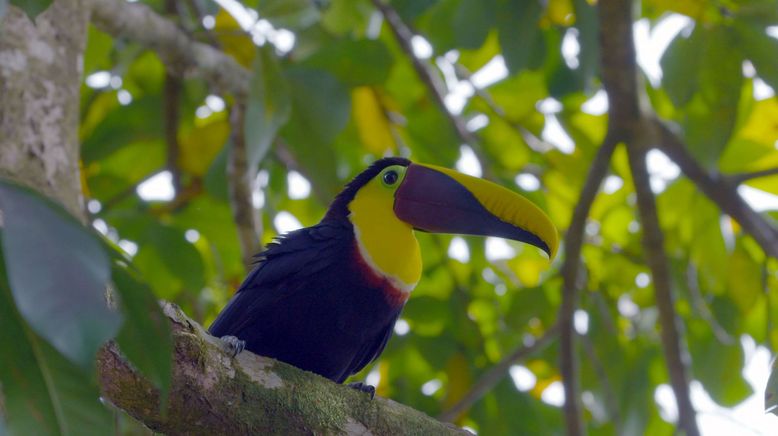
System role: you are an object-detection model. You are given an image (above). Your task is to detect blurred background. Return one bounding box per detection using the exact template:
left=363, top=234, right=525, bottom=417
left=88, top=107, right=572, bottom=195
left=4, top=0, right=778, bottom=434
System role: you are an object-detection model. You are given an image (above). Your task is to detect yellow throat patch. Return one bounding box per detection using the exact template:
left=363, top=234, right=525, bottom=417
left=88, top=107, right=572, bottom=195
left=348, top=165, right=421, bottom=293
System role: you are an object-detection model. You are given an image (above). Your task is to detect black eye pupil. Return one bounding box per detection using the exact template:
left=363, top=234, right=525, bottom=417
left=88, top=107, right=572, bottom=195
left=383, top=170, right=398, bottom=185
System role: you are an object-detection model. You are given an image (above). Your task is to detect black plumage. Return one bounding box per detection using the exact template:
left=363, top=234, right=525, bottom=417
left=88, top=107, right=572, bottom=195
left=209, top=158, right=411, bottom=383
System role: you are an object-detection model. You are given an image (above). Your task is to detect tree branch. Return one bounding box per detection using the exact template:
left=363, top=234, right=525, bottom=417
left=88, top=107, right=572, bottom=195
left=227, top=103, right=261, bottom=270
left=98, top=303, right=467, bottom=435
left=89, top=0, right=251, bottom=99
left=557, top=135, right=617, bottom=436
left=654, top=122, right=778, bottom=259
left=438, top=324, right=559, bottom=422
left=626, top=138, right=700, bottom=436
left=599, top=1, right=699, bottom=435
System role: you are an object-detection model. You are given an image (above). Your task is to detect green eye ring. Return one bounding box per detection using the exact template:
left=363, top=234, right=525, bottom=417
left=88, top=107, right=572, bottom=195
left=380, top=165, right=407, bottom=188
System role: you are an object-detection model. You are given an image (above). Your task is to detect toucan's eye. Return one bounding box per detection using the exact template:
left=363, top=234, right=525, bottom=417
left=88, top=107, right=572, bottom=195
left=383, top=170, right=399, bottom=186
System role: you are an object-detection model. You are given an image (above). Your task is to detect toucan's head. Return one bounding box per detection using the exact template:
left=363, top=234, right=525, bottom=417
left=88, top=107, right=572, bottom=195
left=324, top=158, right=558, bottom=293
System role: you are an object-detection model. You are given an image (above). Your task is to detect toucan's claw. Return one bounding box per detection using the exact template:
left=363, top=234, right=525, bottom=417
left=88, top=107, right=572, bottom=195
left=348, top=382, right=376, bottom=399
left=219, top=335, right=246, bottom=358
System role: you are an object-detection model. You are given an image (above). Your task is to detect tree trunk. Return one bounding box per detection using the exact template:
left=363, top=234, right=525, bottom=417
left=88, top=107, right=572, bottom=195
left=0, top=0, right=88, bottom=218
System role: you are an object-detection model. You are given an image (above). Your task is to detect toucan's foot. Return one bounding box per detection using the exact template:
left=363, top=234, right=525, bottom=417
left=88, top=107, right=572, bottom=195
left=219, top=335, right=246, bottom=358
left=348, top=382, right=376, bottom=399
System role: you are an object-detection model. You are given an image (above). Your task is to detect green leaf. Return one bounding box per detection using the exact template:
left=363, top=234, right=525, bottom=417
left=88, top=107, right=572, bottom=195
left=454, top=0, right=496, bottom=50
left=661, top=25, right=702, bottom=107
left=302, top=39, right=394, bottom=86
left=735, top=21, right=778, bottom=91
left=133, top=224, right=206, bottom=297
left=245, top=45, right=291, bottom=170
left=0, top=181, right=120, bottom=368
left=113, top=262, right=173, bottom=405
left=0, top=251, right=112, bottom=436
left=684, top=26, right=743, bottom=166
left=574, top=0, right=600, bottom=92
left=767, top=355, right=778, bottom=415
left=417, top=0, right=460, bottom=53
left=281, top=67, right=350, bottom=202
left=497, top=0, right=544, bottom=74
left=391, top=0, right=437, bottom=22
left=9, top=0, right=51, bottom=18
left=688, top=319, right=752, bottom=406
left=81, top=96, right=164, bottom=163
left=256, top=0, right=320, bottom=29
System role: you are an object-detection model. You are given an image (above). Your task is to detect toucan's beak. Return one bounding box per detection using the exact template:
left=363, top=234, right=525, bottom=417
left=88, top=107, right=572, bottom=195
left=394, top=163, right=559, bottom=259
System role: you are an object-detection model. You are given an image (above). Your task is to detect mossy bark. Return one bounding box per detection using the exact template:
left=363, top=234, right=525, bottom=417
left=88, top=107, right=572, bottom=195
left=98, top=303, right=467, bottom=435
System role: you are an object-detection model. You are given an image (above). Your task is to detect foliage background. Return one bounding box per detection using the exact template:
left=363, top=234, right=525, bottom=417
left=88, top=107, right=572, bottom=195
left=1, top=0, right=778, bottom=434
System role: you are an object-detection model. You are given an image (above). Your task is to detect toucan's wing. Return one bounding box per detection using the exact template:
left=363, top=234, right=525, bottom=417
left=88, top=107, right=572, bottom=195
left=337, top=314, right=398, bottom=383
left=208, top=220, right=351, bottom=337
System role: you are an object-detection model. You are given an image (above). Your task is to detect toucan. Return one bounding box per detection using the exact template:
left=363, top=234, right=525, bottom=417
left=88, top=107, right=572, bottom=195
left=209, top=157, right=558, bottom=391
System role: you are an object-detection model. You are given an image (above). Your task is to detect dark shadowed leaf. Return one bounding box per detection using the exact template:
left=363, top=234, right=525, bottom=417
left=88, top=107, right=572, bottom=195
left=113, top=262, right=173, bottom=404
left=0, top=252, right=112, bottom=435
left=256, top=0, right=320, bottom=29
left=735, top=21, right=778, bottom=91
left=281, top=67, right=350, bottom=201
left=245, top=45, right=291, bottom=170
left=497, top=0, right=543, bottom=74
left=302, top=39, right=394, bottom=86
left=81, top=96, right=164, bottom=163
left=574, top=0, right=600, bottom=92
left=661, top=25, right=702, bottom=107
left=454, top=0, right=496, bottom=50
left=684, top=25, right=742, bottom=166
left=0, top=181, right=120, bottom=368
left=9, top=0, right=51, bottom=18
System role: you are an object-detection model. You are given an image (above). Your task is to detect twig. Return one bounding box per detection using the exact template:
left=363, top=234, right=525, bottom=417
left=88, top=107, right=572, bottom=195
left=162, top=0, right=183, bottom=194
left=453, top=64, right=553, bottom=153
left=90, top=0, right=251, bottom=99
left=227, top=103, right=261, bottom=270
left=728, top=167, right=778, bottom=185
left=438, top=323, right=560, bottom=422
left=557, top=135, right=617, bottom=436
left=654, top=121, right=778, bottom=259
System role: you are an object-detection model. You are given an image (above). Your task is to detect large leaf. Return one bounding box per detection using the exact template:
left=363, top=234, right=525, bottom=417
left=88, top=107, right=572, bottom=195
left=81, top=96, right=164, bottom=163
left=113, top=262, right=173, bottom=404
left=9, top=0, right=51, bottom=18
left=245, top=45, right=291, bottom=170
left=735, top=21, right=778, bottom=91
left=497, top=0, right=544, bottom=74
left=281, top=67, right=350, bottom=202
left=661, top=25, right=703, bottom=107
left=0, top=181, right=120, bottom=368
left=256, top=0, right=320, bottom=30
left=352, top=87, right=396, bottom=154
left=302, top=39, right=394, bottom=86
left=683, top=26, right=743, bottom=166
left=454, top=0, right=496, bottom=50
left=0, top=250, right=112, bottom=436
